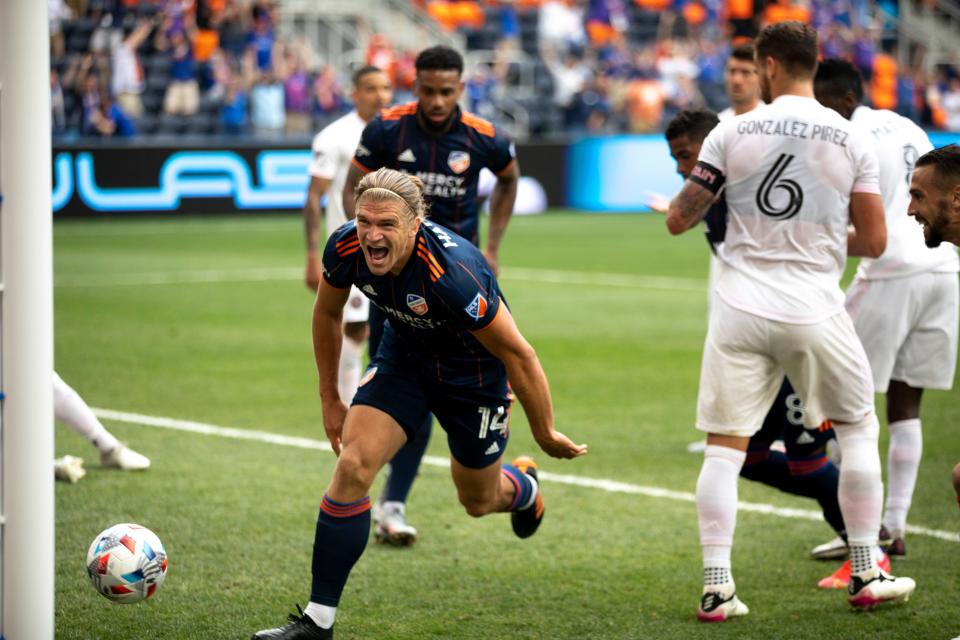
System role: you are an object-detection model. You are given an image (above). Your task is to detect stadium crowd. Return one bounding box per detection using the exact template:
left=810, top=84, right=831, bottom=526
left=47, top=0, right=960, bottom=140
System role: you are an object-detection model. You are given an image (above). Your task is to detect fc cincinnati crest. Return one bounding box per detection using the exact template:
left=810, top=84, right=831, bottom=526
left=464, top=292, right=488, bottom=320
left=406, top=294, right=429, bottom=316
left=447, top=151, right=471, bottom=174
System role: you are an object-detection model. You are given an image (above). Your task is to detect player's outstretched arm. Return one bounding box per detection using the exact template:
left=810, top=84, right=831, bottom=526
left=342, top=163, right=366, bottom=220
left=304, top=176, right=331, bottom=291
left=472, top=305, right=587, bottom=460
left=666, top=179, right=715, bottom=235
left=312, top=278, right=351, bottom=455
left=485, top=161, right=520, bottom=275
left=847, top=191, right=887, bottom=258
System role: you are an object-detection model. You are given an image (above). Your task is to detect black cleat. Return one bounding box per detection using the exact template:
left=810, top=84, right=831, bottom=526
left=251, top=605, right=333, bottom=640
left=510, top=456, right=544, bottom=539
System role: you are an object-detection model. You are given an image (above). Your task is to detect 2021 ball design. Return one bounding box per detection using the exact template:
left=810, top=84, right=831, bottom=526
left=86, top=523, right=168, bottom=604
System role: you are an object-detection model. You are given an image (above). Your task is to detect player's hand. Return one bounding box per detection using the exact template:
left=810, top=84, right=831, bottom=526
left=306, top=251, right=322, bottom=292
left=534, top=430, right=588, bottom=459
left=321, top=397, right=349, bottom=456
left=482, top=248, right=500, bottom=276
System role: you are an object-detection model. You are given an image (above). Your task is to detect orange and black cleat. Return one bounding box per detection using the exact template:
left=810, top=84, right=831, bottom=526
left=510, top=456, right=544, bottom=539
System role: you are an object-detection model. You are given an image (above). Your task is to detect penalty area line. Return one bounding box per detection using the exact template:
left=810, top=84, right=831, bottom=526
left=92, top=407, right=960, bottom=544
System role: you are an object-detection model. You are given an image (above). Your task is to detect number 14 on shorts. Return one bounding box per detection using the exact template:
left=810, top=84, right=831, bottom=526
left=478, top=406, right=508, bottom=439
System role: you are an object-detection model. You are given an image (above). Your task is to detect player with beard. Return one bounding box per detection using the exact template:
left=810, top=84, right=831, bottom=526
left=667, top=22, right=916, bottom=620
left=340, top=45, right=519, bottom=546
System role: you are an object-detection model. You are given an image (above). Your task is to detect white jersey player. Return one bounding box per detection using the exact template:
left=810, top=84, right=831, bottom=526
left=812, top=58, right=958, bottom=560
left=666, top=22, right=916, bottom=621
left=303, top=66, right=392, bottom=404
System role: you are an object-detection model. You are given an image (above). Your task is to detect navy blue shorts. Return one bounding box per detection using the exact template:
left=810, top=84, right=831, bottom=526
left=351, top=333, right=512, bottom=469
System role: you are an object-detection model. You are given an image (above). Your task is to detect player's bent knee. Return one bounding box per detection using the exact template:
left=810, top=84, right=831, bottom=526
left=831, top=412, right=879, bottom=444
left=457, top=491, right=496, bottom=518
left=333, top=450, right=378, bottom=493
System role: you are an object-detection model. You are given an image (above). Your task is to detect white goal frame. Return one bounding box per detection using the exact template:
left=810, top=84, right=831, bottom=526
left=0, top=1, right=55, bottom=638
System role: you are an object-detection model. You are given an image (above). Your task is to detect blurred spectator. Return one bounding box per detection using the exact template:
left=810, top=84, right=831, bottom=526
left=943, top=77, right=960, bottom=131
left=86, top=91, right=136, bottom=137
left=539, top=0, right=587, bottom=55
left=49, top=0, right=73, bottom=60
left=586, top=0, right=629, bottom=47
left=312, top=66, right=345, bottom=118
left=247, top=4, right=276, bottom=73
left=51, top=70, right=67, bottom=134
left=366, top=34, right=397, bottom=84
left=284, top=43, right=313, bottom=134
left=544, top=46, right=590, bottom=118
left=221, top=73, right=248, bottom=134
left=218, top=0, right=249, bottom=59
left=250, top=71, right=285, bottom=135
left=467, top=63, right=498, bottom=119
left=111, top=18, right=154, bottom=119
left=158, top=26, right=200, bottom=116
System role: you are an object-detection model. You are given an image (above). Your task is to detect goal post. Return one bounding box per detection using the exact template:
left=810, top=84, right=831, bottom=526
left=0, top=0, right=56, bottom=638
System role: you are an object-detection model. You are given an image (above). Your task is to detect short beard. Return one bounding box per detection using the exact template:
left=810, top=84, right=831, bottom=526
left=925, top=200, right=951, bottom=247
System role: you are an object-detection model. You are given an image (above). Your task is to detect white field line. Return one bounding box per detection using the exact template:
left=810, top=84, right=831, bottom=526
left=92, top=407, right=959, bottom=544
left=56, top=266, right=705, bottom=292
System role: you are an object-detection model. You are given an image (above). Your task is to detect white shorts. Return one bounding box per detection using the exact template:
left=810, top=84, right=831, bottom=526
left=845, top=272, right=958, bottom=392
left=343, top=286, right=370, bottom=324
left=697, top=299, right=875, bottom=437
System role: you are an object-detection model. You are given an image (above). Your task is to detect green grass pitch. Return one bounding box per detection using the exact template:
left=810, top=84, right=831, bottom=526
left=52, top=212, right=959, bottom=639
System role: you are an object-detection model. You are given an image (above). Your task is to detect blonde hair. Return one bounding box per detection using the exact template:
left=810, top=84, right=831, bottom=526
left=355, top=168, right=428, bottom=223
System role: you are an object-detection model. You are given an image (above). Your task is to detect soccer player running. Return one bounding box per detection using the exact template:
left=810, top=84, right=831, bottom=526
left=812, top=59, right=958, bottom=570
left=665, top=107, right=847, bottom=561
left=340, top=45, right=520, bottom=546
left=905, top=145, right=960, bottom=513
left=251, top=169, right=585, bottom=640
left=303, top=66, right=393, bottom=407
left=666, top=22, right=916, bottom=620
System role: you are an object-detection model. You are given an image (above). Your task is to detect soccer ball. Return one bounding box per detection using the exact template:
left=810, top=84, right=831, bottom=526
left=86, top=523, right=168, bottom=604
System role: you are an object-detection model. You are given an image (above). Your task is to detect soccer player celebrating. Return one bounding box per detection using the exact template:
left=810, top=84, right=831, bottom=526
left=909, top=144, right=960, bottom=248
left=341, top=45, right=520, bottom=546
left=812, top=59, right=958, bottom=565
left=251, top=168, right=584, bottom=640
left=303, top=66, right=393, bottom=406
left=667, top=22, right=916, bottom=620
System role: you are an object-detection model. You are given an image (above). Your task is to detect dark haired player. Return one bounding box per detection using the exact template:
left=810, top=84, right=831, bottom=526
left=341, top=45, right=519, bottom=546
left=667, top=22, right=915, bottom=619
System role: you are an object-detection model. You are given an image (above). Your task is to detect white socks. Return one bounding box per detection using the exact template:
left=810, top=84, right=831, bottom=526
left=833, top=413, right=883, bottom=549
left=697, top=445, right=746, bottom=587
left=337, top=337, right=364, bottom=405
left=53, top=372, right=119, bottom=454
left=883, top=419, right=922, bottom=538
left=304, top=602, right=335, bottom=629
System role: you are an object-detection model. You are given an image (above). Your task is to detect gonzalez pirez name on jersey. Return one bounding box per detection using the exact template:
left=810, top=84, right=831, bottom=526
left=736, top=118, right=850, bottom=147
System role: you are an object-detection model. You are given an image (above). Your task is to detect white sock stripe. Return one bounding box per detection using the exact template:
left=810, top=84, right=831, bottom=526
left=521, top=476, right=539, bottom=511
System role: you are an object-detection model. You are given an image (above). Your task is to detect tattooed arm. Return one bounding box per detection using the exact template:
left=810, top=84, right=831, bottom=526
left=666, top=180, right=716, bottom=235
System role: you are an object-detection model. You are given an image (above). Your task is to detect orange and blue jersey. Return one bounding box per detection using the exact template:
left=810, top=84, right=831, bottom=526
left=351, top=102, right=516, bottom=246
left=322, top=218, right=507, bottom=388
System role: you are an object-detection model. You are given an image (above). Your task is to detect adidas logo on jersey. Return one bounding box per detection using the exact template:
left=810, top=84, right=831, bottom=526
left=362, top=284, right=377, bottom=296
left=484, top=441, right=500, bottom=455
left=398, top=148, right=417, bottom=163
left=796, top=431, right=816, bottom=445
